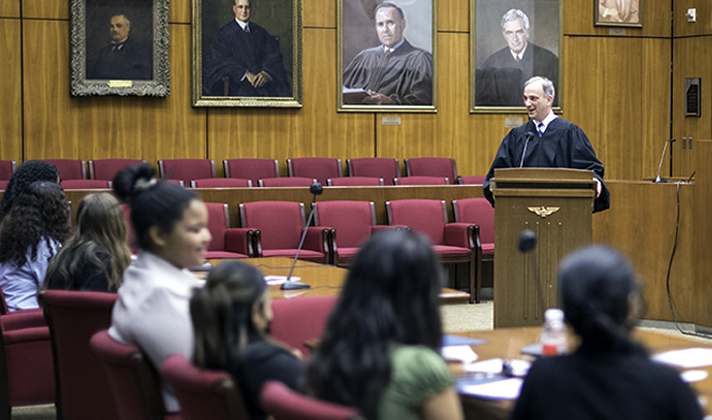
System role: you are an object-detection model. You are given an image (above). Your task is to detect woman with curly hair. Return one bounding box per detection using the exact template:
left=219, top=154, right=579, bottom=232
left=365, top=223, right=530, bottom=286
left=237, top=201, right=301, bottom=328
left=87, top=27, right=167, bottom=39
left=43, top=193, right=131, bottom=293
left=0, top=181, right=69, bottom=311
left=0, top=160, right=60, bottom=224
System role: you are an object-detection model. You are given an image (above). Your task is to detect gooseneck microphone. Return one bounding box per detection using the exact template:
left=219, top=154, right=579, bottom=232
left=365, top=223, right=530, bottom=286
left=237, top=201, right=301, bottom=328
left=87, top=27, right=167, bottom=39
left=653, top=138, right=676, bottom=183
left=519, top=132, right=535, bottom=168
left=281, top=182, right=323, bottom=290
left=519, top=229, right=537, bottom=253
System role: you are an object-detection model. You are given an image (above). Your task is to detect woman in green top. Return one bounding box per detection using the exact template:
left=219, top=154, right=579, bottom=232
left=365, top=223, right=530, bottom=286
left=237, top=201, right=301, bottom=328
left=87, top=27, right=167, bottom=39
left=304, top=230, right=464, bottom=420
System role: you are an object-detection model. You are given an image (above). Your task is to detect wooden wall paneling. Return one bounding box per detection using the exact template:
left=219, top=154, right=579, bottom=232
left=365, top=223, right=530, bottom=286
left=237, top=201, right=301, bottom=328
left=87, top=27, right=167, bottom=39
left=22, top=21, right=206, bottom=167
left=439, top=0, right=468, bottom=32
left=563, top=0, right=671, bottom=38
left=692, top=140, right=712, bottom=327
left=0, top=19, right=23, bottom=162
left=640, top=38, right=673, bottom=179
left=207, top=28, right=374, bottom=178
left=672, top=36, right=711, bottom=179
left=304, top=0, right=335, bottom=28
left=22, top=0, right=66, bottom=20
left=673, top=0, right=712, bottom=38
left=0, top=1, right=20, bottom=18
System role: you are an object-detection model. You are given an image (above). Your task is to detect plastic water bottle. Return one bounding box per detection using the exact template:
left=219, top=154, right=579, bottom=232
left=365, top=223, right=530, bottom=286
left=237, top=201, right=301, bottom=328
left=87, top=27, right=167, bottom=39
left=541, top=308, right=568, bottom=356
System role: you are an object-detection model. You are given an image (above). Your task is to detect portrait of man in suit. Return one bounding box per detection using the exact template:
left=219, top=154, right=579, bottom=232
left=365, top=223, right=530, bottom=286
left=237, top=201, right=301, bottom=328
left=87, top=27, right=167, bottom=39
left=88, top=13, right=153, bottom=80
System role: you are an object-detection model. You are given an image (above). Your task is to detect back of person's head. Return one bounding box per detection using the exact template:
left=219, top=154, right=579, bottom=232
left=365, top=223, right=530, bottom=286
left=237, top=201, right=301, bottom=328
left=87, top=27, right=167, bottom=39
left=191, top=262, right=268, bottom=372
left=305, top=230, right=443, bottom=418
left=559, top=245, right=643, bottom=353
left=0, top=181, right=69, bottom=267
left=112, top=163, right=198, bottom=252
left=0, top=160, right=60, bottom=223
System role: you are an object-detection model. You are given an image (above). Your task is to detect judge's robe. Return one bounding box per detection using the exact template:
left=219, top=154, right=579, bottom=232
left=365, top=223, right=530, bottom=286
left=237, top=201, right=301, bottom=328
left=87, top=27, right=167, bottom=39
left=204, top=20, right=292, bottom=97
left=342, top=40, right=433, bottom=105
left=483, top=117, right=610, bottom=213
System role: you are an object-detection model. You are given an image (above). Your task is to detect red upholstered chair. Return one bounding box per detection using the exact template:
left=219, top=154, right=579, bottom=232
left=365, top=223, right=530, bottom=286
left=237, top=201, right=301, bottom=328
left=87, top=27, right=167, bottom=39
left=40, top=290, right=119, bottom=420
left=404, top=157, right=458, bottom=183
left=90, top=330, right=181, bottom=420
left=88, top=159, right=145, bottom=181
left=0, top=311, right=55, bottom=420
left=165, top=179, right=185, bottom=187
left=191, top=178, right=252, bottom=188
left=0, top=181, right=7, bottom=191
left=259, top=177, right=316, bottom=188
left=326, top=177, right=383, bottom=187
left=44, top=159, right=87, bottom=180
left=203, top=202, right=254, bottom=259
left=0, top=161, right=16, bottom=181
left=158, top=159, right=216, bottom=185
left=386, top=199, right=479, bottom=303
left=394, top=176, right=449, bottom=186
left=260, top=381, right=361, bottom=420
left=270, top=295, right=338, bottom=355
left=61, top=179, right=112, bottom=189
left=453, top=197, right=494, bottom=302
left=161, top=354, right=249, bottom=420
left=346, top=157, right=399, bottom=183
left=239, top=201, right=330, bottom=263
left=287, top=158, right=342, bottom=185
left=458, top=175, right=486, bottom=185
left=223, top=158, right=280, bottom=187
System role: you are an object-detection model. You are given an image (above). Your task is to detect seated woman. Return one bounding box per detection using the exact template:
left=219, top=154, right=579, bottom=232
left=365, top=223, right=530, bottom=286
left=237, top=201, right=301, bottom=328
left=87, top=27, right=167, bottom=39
left=43, top=193, right=131, bottom=292
left=108, top=163, right=212, bottom=413
left=304, top=230, right=464, bottom=420
left=0, top=181, right=69, bottom=311
left=191, top=261, right=305, bottom=420
left=511, top=245, right=704, bottom=420
left=0, top=160, right=60, bottom=225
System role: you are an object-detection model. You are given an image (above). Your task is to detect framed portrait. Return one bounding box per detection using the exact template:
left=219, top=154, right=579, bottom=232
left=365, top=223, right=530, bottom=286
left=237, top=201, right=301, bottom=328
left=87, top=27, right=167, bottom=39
left=470, top=0, right=562, bottom=113
left=594, top=0, right=642, bottom=27
left=70, top=0, right=170, bottom=97
left=192, top=0, right=302, bottom=108
left=337, top=0, right=437, bottom=113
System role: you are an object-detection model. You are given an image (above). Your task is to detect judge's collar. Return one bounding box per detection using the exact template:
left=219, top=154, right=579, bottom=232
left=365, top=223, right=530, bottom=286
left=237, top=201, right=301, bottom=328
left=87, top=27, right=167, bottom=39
left=532, top=110, right=558, bottom=132
left=383, top=39, right=405, bottom=54
left=510, top=43, right=528, bottom=61
left=235, top=18, right=249, bottom=30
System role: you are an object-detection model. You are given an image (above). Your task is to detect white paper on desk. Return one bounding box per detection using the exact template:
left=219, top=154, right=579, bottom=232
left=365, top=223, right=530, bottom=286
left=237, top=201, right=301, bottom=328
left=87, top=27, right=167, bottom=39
left=264, top=275, right=300, bottom=285
left=463, top=358, right=504, bottom=374
left=460, top=378, right=523, bottom=400
left=652, top=348, right=712, bottom=368
left=441, top=345, right=478, bottom=364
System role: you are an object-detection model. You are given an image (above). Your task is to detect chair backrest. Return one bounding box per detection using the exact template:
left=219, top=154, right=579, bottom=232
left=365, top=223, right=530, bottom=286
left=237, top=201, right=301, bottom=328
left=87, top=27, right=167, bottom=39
left=43, top=159, right=86, bottom=180
left=88, top=159, right=145, bottom=181
left=314, top=201, right=376, bottom=248
left=240, top=201, right=305, bottom=249
left=89, top=330, right=167, bottom=420
left=0, top=180, right=7, bottom=191
left=223, top=158, right=280, bottom=186
left=327, top=177, right=383, bottom=187
left=394, top=176, right=449, bottom=186
left=0, top=160, right=16, bottom=181
left=404, top=157, right=457, bottom=182
left=458, top=175, right=486, bottom=185
left=204, top=202, right=230, bottom=252
left=346, top=157, right=399, bottom=181
left=386, top=199, right=448, bottom=245
left=452, top=198, right=495, bottom=244
left=40, top=290, right=119, bottom=420
left=161, top=354, right=249, bottom=420
left=191, top=178, right=252, bottom=188
left=287, top=158, right=342, bottom=185
left=61, top=179, right=112, bottom=190
left=158, top=159, right=216, bottom=185
left=259, top=177, right=316, bottom=188
left=260, top=381, right=361, bottom=420
left=270, top=295, right=339, bottom=356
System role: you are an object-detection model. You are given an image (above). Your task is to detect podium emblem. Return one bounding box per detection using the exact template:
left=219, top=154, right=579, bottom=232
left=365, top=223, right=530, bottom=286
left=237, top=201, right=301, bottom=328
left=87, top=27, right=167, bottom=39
left=528, top=206, right=561, bottom=218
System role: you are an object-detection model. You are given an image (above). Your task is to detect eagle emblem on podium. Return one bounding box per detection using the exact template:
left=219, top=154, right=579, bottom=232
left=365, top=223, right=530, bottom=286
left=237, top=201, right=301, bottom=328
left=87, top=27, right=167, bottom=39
left=528, top=206, right=561, bottom=218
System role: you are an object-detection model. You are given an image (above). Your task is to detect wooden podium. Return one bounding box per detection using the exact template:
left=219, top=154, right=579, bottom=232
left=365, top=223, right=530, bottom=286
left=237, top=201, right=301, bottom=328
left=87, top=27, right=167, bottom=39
left=491, top=168, right=596, bottom=328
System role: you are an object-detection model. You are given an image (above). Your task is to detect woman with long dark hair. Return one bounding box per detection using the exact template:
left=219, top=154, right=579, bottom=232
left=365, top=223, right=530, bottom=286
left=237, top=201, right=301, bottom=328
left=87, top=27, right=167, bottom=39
left=0, top=160, right=60, bottom=224
left=0, top=181, right=69, bottom=311
left=43, top=193, right=131, bottom=292
left=191, top=262, right=305, bottom=420
left=304, top=230, right=464, bottom=420
left=511, top=245, right=703, bottom=420
left=108, top=163, right=212, bottom=413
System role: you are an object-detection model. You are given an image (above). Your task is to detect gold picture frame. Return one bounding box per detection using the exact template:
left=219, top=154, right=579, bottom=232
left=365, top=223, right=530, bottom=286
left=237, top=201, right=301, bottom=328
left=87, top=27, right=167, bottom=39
left=594, top=0, right=642, bottom=28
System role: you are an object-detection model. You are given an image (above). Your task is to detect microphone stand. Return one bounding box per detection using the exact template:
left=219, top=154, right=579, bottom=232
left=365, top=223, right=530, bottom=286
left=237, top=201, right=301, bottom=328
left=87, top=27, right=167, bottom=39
left=285, top=182, right=323, bottom=284
left=653, top=139, right=675, bottom=183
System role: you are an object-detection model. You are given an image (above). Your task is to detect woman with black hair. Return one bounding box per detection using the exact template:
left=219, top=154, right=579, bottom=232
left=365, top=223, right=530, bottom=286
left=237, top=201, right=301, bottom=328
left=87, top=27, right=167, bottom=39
left=511, top=245, right=703, bottom=420
left=0, top=160, right=60, bottom=224
left=191, top=262, right=305, bottom=420
left=108, top=163, right=212, bottom=413
left=0, top=181, right=69, bottom=311
left=305, top=230, right=464, bottom=420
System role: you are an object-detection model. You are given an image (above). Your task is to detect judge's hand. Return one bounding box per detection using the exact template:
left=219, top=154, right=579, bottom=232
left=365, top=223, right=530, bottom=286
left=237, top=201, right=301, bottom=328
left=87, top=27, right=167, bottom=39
left=593, top=177, right=602, bottom=198
left=245, top=71, right=271, bottom=88
left=363, top=91, right=395, bottom=105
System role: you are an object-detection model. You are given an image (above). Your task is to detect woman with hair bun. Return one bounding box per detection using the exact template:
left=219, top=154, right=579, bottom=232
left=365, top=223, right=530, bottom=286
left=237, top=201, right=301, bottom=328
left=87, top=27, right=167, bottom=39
left=511, top=245, right=703, bottom=420
left=108, top=163, right=212, bottom=413
left=191, top=261, right=305, bottom=420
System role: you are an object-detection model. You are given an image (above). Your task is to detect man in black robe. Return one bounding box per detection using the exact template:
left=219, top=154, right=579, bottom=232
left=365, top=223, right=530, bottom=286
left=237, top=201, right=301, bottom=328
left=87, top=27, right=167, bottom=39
left=88, top=14, right=152, bottom=80
left=483, top=76, right=610, bottom=213
left=342, top=2, right=433, bottom=106
left=476, top=9, right=558, bottom=107
left=203, top=0, right=292, bottom=97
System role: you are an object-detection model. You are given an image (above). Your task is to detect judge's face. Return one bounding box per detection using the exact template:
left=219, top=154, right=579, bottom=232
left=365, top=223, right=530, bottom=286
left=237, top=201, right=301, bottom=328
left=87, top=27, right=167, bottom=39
left=376, top=7, right=406, bottom=49
left=502, top=18, right=529, bottom=55
left=523, top=81, right=553, bottom=123
left=233, top=0, right=251, bottom=22
left=109, top=15, right=130, bottom=43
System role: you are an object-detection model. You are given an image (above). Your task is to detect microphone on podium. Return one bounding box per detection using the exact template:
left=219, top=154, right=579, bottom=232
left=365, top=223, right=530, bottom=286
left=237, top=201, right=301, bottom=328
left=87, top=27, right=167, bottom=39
left=519, top=229, right=537, bottom=253
left=281, top=182, right=323, bottom=290
left=519, top=132, right=535, bottom=168
left=653, top=138, right=676, bottom=183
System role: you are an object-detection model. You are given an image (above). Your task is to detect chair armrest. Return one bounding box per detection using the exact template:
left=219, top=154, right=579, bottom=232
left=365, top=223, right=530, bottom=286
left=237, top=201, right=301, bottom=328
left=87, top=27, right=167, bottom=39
left=225, top=228, right=256, bottom=257
left=0, top=310, right=46, bottom=331
left=443, top=223, right=476, bottom=249
left=302, top=227, right=330, bottom=253
left=2, top=326, right=50, bottom=345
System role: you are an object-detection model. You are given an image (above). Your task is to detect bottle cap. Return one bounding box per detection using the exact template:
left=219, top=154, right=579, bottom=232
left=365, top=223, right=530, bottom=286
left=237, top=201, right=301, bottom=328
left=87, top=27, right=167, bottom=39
left=544, top=308, right=564, bottom=322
